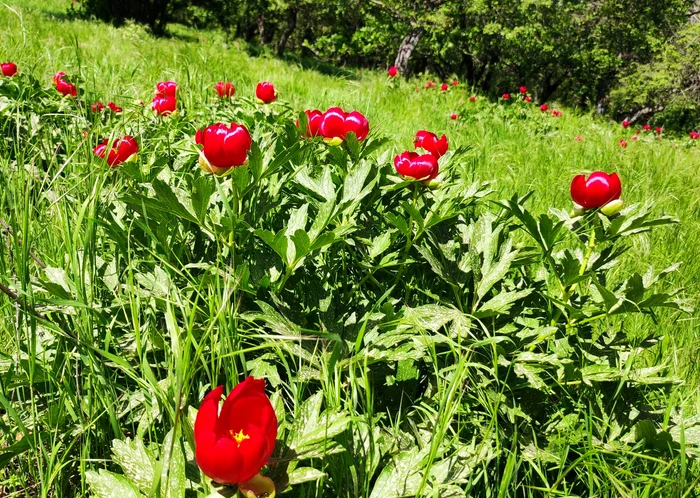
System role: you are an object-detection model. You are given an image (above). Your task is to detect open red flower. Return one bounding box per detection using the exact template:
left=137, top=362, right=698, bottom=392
left=93, top=136, right=138, bottom=167
left=215, top=81, right=235, bottom=98
left=155, top=81, right=177, bottom=98
left=690, top=131, right=699, bottom=140
left=319, top=107, right=370, bottom=143
left=571, top=172, right=622, bottom=209
left=440, top=83, right=449, bottom=91
left=195, top=377, right=278, bottom=485
left=91, top=101, right=105, bottom=113
left=540, top=104, right=548, bottom=112
left=394, top=151, right=438, bottom=181
left=255, top=82, right=277, bottom=103
left=622, top=119, right=630, bottom=128
left=519, top=86, right=527, bottom=94
left=297, top=109, right=323, bottom=137
left=1, top=62, right=17, bottom=77
left=388, top=66, right=398, bottom=77
left=414, top=130, right=448, bottom=158
left=152, top=95, right=177, bottom=115
left=107, top=102, right=122, bottom=113
left=195, top=122, right=252, bottom=174
left=54, top=72, right=77, bottom=97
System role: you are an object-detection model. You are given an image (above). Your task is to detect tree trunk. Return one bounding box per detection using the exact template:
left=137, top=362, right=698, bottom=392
left=256, top=14, right=267, bottom=45
left=277, top=5, right=298, bottom=56
left=394, top=27, right=425, bottom=74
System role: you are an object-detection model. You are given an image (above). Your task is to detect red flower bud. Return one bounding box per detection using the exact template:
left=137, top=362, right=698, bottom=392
left=394, top=151, right=439, bottom=181
left=255, top=82, right=277, bottom=103
left=215, top=81, right=235, bottom=98
left=570, top=172, right=622, bottom=210
left=196, top=122, right=252, bottom=174
left=451, top=113, right=458, bottom=120
left=632, top=135, right=639, bottom=141
left=440, top=83, right=449, bottom=91
left=151, top=95, right=177, bottom=115
left=690, top=131, right=700, bottom=140
left=91, top=101, right=105, bottom=113
left=451, top=80, right=459, bottom=86
left=93, top=136, right=139, bottom=167
left=1, top=62, right=17, bottom=77
left=551, top=110, right=562, bottom=117
left=425, top=81, right=435, bottom=89
left=155, top=81, right=177, bottom=98
left=502, top=93, right=511, bottom=100
left=654, top=127, right=662, bottom=134
left=540, top=104, right=548, bottom=112
left=388, top=66, right=398, bottom=77
left=643, top=124, right=651, bottom=131
left=519, top=86, right=527, bottom=94
left=319, top=107, right=369, bottom=142
left=194, top=378, right=278, bottom=485
left=622, top=120, right=629, bottom=128
left=524, top=96, right=532, bottom=103
left=414, top=130, right=448, bottom=158
left=107, top=102, right=122, bottom=113
left=469, top=95, right=476, bottom=102
left=575, top=136, right=583, bottom=142
left=619, top=139, right=627, bottom=148
left=54, top=72, right=77, bottom=97
left=297, top=109, right=323, bottom=137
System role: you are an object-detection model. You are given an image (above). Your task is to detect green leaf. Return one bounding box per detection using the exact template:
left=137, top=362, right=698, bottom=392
left=150, top=179, right=198, bottom=224
left=287, top=467, right=326, bottom=485
left=111, top=438, right=156, bottom=492
left=159, top=429, right=186, bottom=498
left=85, top=470, right=141, bottom=498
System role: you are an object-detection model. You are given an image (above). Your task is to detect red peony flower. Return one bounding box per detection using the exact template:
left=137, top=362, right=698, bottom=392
left=469, top=95, right=476, bottom=102
left=540, top=104, right=548, bottom=112
left=1, top=62, right=17, bottom=77
left=195, top=122, right=252, bottom=174
left=319, top=107, right=370, bottom=143
left=622, top=119, right=629, bottom=128
left=502, top=93, right=511, bottom=100
left=524, top=96, right=532, bottom=103
left=151, top=95, right=177, bottom=115
left=519, top=86, right=527, bottom=94
left=451, top=80, right=459, bottom=86
left=255, top=82, right=277, bottom=103
left=388, top=66, right=398, bottom=77
left=414, top=130, right=448, bottom=158
left=54, top=72, right=77, bottom=97
left=91, top=101, right=105, bottom=113
left=570, top=172, right=622, bottom=210
left=654, top=126, right=662, bottom=134
left=93, top=136, right=139, bottom=167
left=643, top=124, right=651, bottom=131
left=155, top=81, right=177, bottom=98
left=425, top=81, right=436, bottom=89
left=632, top=135, right=639, bottom=141
left=451, top=113, right=458, bottom=120
left=394, top=151, right=438, bottom=181
left=619, top=139, right=628, bottom=148
left=690, top=131, right=700, bottom=140
left=575, top=136, right=583, bottom=142
left=107, top=102, right=122, bottom=113
left=297, top=109, right=323, bottom=138
left=194, top=377, right=278, bottom=485
left=440, top=83, right=449, bottom=91
left=551, top=110, right=562, bottom=117
left=215, top=81, right=235, bottom=98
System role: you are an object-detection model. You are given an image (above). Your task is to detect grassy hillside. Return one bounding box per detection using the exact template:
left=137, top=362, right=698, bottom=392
left=1, top=0, right=700, bottom=496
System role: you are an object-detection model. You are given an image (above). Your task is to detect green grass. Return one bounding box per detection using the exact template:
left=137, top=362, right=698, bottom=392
left=1, top=0, right=700, bottom=497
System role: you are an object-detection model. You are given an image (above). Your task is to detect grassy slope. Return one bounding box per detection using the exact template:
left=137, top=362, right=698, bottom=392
left=1, top=0, right=698, bottom=378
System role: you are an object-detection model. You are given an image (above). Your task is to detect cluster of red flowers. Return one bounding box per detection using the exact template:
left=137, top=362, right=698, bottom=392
left=91, top=101, right=122, bottom=114
left=53, top=72, right=77, bottom=97
left=394, top=130, right=448, bottom=182
left=297, top=107, right=370, bottom=144
left=152, top=80, right=178, bottom=115
left=1, top=62, right=17, bottom=77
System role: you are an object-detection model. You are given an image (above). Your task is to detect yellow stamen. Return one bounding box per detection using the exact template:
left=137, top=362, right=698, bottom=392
left=230, top=429, right=250, bottom=447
